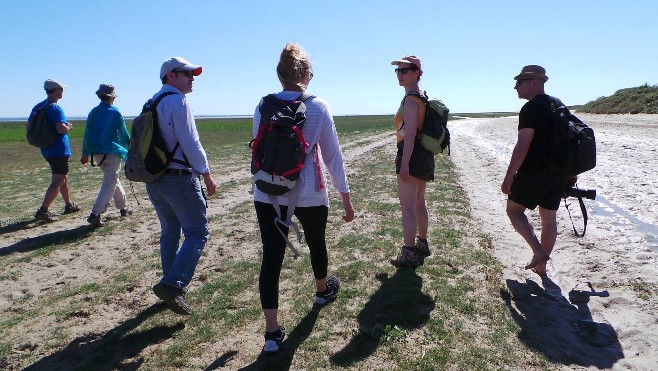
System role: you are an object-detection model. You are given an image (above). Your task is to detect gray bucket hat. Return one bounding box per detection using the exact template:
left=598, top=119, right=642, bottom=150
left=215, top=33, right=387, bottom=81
left=96, top=84, right=117, bottom=97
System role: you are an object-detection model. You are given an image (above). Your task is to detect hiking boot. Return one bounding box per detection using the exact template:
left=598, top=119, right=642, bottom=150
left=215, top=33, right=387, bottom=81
left=263, top=326, right=286, bottom=353
left=416, top=236, right=431, bottom=257
left=87, top=213, right=105, bottom=227
left=120, top=207, right=133, bottom=217
left=315, top=276, right=341, bottom=305
left=152, top=283, right=192, bottom=315
left=35, top=209, right=57, bottom=222
left=390, top=246, right=419, bottom=268
left=63, top=203, right=81, bottom=214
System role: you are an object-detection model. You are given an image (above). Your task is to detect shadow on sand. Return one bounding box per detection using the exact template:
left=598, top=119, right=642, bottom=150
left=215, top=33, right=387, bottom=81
left=0, top=219, right=43, bottom=236
left=23, top=304, right=183, bottom=371
left=232, top=303, right=324, bottom=371
left=330, top=269, right=435, bottom=367
left=502, top=277, right=623, bottom=368
left=0, top=224, right=95, bottom=256
left=223, top=269, right=434, bottom=370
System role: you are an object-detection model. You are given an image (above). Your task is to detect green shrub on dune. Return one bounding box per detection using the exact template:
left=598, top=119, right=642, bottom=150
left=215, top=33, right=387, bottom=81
left=578, top=83, right=658, bottom=114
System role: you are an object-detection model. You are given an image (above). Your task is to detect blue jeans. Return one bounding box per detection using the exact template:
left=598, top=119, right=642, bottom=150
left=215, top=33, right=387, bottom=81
left=146, top=174, right=208, bottom=289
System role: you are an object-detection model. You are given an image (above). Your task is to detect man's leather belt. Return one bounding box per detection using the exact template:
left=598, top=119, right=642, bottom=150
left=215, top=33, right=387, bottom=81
left=164, top=169, right=192, bottom=176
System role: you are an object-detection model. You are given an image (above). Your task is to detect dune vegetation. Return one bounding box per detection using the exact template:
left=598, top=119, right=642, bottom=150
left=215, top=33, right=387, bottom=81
left=576, top=83, right=658, bottom=114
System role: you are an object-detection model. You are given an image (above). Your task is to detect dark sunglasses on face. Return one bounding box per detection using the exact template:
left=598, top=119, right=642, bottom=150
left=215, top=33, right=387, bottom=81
left=395, top=67, right=416, bottom=75
left=515, top=79, right=533, bottom=87
left=173, top=69, right=194, bottom=78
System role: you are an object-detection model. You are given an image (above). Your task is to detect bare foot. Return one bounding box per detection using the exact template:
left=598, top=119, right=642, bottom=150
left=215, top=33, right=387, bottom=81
left=531, top=268, right=547, bottom=277
left=525, top=253, right=549, bottom=270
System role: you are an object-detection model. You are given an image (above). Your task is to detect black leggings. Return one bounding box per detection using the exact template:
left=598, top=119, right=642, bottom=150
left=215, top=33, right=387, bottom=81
left=254, top=201, right=329, bottom=309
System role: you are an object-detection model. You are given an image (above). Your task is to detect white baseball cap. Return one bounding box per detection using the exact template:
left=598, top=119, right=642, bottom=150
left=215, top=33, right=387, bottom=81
left=44, top=79, right=67, bottom=90
left=160, top=57, right=202, bottom=79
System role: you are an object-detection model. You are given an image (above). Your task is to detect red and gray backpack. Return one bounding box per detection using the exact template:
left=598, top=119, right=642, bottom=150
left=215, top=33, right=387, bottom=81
left=250, top=92, right=315, bottom=258
left=250, top=92, right=314, bottom=195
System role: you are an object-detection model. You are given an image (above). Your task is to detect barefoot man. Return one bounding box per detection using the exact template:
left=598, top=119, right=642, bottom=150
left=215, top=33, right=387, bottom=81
left=501, top=65, right=568, bottom=276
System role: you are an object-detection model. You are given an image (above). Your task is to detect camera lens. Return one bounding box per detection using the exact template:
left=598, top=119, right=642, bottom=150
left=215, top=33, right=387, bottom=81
left=564, top=187, right=596, bottom=200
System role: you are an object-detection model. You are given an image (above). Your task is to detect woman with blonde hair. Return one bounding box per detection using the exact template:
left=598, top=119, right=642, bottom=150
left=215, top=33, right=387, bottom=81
left=389, top=55, right=435, bottom=268
left=252, top=43, right=354, bottom=353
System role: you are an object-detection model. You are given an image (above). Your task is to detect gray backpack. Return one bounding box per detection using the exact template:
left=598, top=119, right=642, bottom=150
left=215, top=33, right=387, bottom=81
left=26, top=103, right=58, bottom=148
left=124, top=92, right=188, bottom=182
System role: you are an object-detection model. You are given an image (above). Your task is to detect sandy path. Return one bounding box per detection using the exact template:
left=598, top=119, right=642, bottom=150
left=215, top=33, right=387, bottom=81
left=449, top=114, right=658, bottom=370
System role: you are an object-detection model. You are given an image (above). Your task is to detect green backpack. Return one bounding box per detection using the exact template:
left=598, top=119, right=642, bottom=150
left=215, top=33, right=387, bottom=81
left=404, top=91, right=450, bottom=155
left=26, top=103, right=58, bottom=148
left=124, top=92, right=188, bottom=183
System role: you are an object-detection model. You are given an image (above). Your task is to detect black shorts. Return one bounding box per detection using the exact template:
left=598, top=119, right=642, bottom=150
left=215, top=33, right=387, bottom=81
left=508, top=170, right=567, bottom=210
left=45, top=156, right=70, bottom=175
left=395, top=139, right=435, bottom=182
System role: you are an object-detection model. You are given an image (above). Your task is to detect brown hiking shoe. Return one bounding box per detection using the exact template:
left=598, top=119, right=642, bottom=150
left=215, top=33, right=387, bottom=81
left=416, top=237, right=430, bottom=257
left=35, top=209, right=57, bottom=222
left=390, top=246, right=419, bottom=268
left=87, top=213, right=105, bottom=227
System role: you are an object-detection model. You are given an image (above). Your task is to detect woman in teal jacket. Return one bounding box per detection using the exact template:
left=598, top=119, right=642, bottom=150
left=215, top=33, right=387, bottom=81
left=80, top=84, right=132, bottom=226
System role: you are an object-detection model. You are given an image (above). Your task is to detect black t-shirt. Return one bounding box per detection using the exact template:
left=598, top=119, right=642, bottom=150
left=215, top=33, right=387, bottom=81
left=518, top=94, right=553, bottom=172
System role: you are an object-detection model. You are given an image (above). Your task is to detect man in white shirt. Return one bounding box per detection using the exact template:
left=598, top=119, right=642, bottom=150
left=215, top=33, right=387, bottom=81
left=148, top=57, right=217, bottom=315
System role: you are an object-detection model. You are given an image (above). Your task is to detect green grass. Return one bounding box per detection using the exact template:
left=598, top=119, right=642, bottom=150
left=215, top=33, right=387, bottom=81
left=0, top=115, right=551, bottom=370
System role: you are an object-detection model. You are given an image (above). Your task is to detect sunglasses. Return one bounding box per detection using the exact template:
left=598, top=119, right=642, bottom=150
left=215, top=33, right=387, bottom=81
left=395, top=67, right=416, bottom=75
left=173, top=69, right=194, bottom=78
left=514, top=79, right=533, bottom=87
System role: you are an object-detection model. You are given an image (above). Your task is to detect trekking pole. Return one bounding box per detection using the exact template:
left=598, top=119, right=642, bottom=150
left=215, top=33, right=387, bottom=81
left=128, top=181, right=140, bottom=206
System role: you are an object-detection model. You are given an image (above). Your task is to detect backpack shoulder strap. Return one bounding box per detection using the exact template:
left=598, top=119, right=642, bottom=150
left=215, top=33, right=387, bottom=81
left=150, top=91, right=190, bottom=167
left=402, top=90, right=427, bottom=101
left=401, top=91, right=428, bottom=108
left=297, top=92, right=315, bottom=103
left=529, top=95, right=560, bottom=114
left=151, top=91, right=177, bottom=110
left=261, top=92, right=315, bottom=108
left=547, top=95, right=565, bottom=108
left=37, top=102, right=54, bottom=111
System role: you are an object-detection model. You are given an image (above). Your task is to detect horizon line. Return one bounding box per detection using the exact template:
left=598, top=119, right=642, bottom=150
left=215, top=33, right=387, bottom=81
left=1, top=112, right=523, bottom=122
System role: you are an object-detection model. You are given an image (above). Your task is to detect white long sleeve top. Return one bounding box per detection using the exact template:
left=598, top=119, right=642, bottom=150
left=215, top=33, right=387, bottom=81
left=153, top=84, right=210, bottom=176
left=252, top=90, right=350, bottom=207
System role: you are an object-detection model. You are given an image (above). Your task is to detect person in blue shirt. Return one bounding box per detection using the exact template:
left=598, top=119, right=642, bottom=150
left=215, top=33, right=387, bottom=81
left=29, top=79, right=80, bottom=222
left=80, top=84, right=132, bottom=227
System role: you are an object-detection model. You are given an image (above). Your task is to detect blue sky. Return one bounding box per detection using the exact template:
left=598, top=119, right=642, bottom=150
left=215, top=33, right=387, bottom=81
left=2, top=0, right=656, bottom=118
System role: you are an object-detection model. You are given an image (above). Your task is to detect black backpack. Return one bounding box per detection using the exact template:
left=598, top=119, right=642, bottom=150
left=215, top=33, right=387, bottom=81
left=124, top=92, right=189, bottom=183
left=404, top=91, right=450, bottom=155
left=26, top=103, right=58, bottom=148
left=534, top=96, right=596, bottom=176
left=249, top=92, right=315, bottom=259
left=250, top=93, right=314, bottom=196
